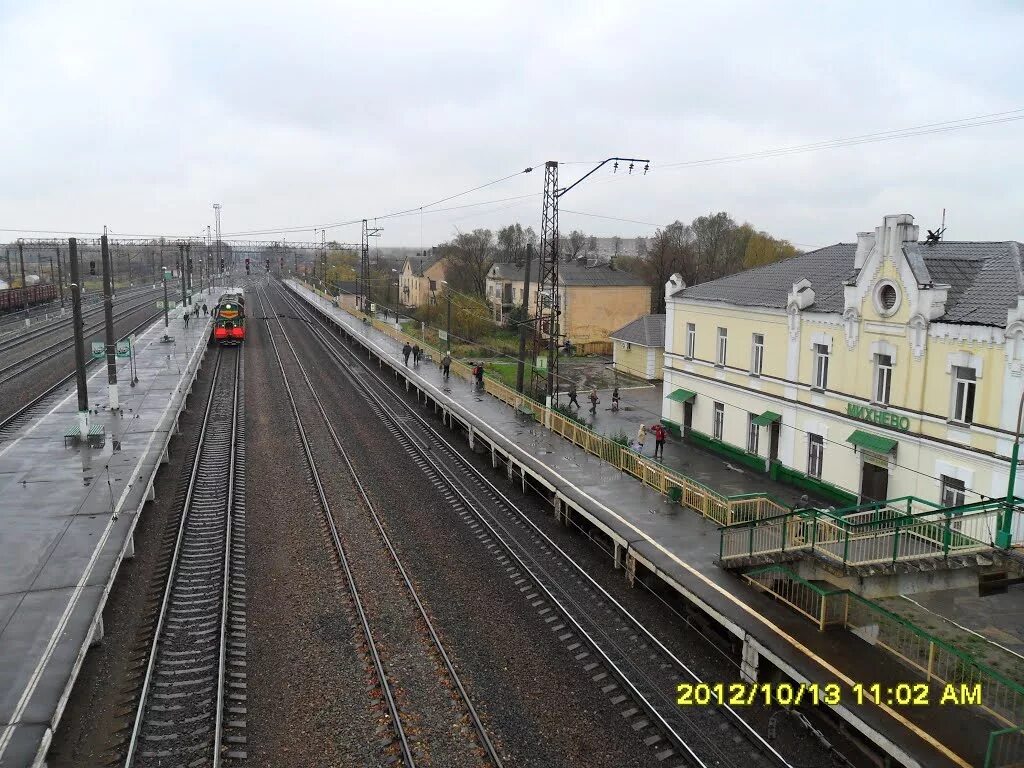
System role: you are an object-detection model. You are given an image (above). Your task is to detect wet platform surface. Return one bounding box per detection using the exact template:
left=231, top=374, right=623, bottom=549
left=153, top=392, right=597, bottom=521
left=289, top=280, right=997, bottom=768
left=0, top=293, right=220, bottom=767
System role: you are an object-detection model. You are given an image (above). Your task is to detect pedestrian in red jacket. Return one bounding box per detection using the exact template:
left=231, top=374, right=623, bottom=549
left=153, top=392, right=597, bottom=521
left=650, top=423, right=667, bottom=460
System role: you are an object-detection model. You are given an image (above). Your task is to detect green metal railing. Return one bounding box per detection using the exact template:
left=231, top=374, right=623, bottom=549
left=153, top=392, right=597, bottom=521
left=746, top=566, right=1024, bottom=763
left=719, top=495, right=1014, bottom=567
left=986, top=726, right=1024, bottom=768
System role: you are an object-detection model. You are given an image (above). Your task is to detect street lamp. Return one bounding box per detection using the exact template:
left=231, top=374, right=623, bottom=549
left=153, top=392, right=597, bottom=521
left=440, top=279, right=452, bottom=353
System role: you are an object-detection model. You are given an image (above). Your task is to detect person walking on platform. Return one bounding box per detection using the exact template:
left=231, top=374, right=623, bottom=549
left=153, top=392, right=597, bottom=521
left=412, top=343, right=421, bottom=366
left=441, top=352, right=451, bottom=381
left=474, top=362, right=485, bottom=391
left=183, top=310, right=190, bottom=329
left=567, top=382, right=580, bottom=409
left=588, top=386, right=599, bottom=415
left=202, top=303, right=208, bottom=316
left=650, top=422, right=667, bottom=459
left=402, top=342, right=412, bottom=366
left=635, top=423, right=648, bottom=455
left=611, top=386, right=620, bottom=412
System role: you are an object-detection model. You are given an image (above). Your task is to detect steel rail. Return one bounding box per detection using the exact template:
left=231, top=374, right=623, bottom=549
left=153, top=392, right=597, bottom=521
left=252, top=285, right=417, bottom=768
left=0, top=284, right=171, bottom=353
left=275, top=280, right=794, bottom=768
left=0, top=293, right=175, bottom=384
left=259, top=282, right=503, bottom=767
left=0, top=308, right=168, bottom=437
left=123, top=348, right=240, bottom=768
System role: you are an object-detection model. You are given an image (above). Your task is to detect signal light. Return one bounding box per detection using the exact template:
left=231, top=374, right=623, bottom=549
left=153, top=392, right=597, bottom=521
left=220, top=258, right=225, bottom=270
left=89, top=261, right=96, bottom=276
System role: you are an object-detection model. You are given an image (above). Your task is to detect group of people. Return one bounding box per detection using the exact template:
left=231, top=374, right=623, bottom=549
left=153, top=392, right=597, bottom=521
left=565, top=381, right=669, bottom=460
left=182, top=302, right=209, bottom=328
left=401, top=341, right=423, bottom=367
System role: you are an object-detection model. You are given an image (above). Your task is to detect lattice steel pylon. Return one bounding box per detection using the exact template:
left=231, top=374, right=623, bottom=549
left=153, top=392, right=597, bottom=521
left=360, top=219, right=382, bottom=312
left=531, top=161, right=560, bottom=401
left=528, top=156, right=650, bottom=404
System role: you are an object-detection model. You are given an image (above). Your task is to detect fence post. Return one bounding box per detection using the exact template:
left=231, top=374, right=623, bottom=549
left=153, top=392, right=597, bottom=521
left=892, top=522, right=901, bottom=564
left=748, top=524, right=755, bottom=557
left=927, top=640, right=936, bottom=682
left=781, top=514, right=788, bottom=553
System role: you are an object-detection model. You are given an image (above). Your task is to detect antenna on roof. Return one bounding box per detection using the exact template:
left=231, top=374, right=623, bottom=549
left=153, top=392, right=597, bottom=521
left=925, top=209, right=946, bottom=244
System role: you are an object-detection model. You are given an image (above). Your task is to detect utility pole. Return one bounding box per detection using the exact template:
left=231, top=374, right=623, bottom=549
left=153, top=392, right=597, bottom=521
left=18, top=239, right=28, bottom=318
left=213, top=203, right=223, bottom=274
left=178, top=243, right=187, bottom=308
left=185, top=242, right=193, bottom=303
left=56, top=246, right=64, bottom=308
left=360, top=219, right=382, bottom=311
left=101, top=233, right=119, bottom=410
left=206, top=226, right=213, bottom=294
left=4, top=248, right=10, bottom=285
left=321, top=229, right=327, bottom=287
left=162, top=263, right=169, bottom=327
left=68, top=238, right=90, bottom=439
left=531, top=157, right=649, bottom=404
left=515, top=242, right=534, bottom=393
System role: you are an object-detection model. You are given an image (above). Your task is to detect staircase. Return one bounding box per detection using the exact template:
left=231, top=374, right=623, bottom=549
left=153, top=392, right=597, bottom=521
left=718, top=495, right=1024, bottom=586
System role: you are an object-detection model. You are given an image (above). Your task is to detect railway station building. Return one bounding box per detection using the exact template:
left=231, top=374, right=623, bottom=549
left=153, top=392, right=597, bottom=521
left=662, top=213, right=1024, bottom=529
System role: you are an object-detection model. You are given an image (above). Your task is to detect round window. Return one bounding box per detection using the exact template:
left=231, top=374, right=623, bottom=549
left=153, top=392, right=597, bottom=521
left=875, top=282, right=900, bottom=315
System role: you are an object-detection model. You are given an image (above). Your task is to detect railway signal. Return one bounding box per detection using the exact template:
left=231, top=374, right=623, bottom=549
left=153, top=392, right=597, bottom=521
left=89, top=260, right=96, bottom=276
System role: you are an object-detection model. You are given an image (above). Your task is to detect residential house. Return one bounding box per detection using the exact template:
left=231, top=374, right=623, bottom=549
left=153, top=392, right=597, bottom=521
left=610, top=314, right=665, bottom=380
left=398, top=253, right=448, bottom=308
left=662, top=212, right=1024, bottom=530
left=486, top=259, right=651, bottom=347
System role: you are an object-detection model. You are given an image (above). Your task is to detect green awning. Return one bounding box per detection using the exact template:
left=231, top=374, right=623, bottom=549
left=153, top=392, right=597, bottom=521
left=751, top=410, right=781, bottom=427
left=667, top=388, right=697, bottom=404
left=847, top=429, right=898, bottom=454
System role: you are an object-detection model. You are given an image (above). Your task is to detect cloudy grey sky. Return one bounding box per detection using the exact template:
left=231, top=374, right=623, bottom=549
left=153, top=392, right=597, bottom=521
left=1, top=0, right=1021, bottom=249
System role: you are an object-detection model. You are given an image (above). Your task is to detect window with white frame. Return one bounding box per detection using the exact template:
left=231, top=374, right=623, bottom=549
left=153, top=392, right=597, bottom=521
left=686, top=323, right=696, bottom=358
left=751, top=333, right=764, bottom=376
left=951, top=366, right=976, bottom=424
left=807, top=434, right=824, bottom=479
left=713, top=402, right=724, bottom=441
left=813, top=343, right=830, bottom=389
left=747, top=414, right=759, bottom=454
left=716, top=327, right=728, bottom=367
left=940, top=475, right=966, bottom=508
left=874, top=354, right=892, bottom=405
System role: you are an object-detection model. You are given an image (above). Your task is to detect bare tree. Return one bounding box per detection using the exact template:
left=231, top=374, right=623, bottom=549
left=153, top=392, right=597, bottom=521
left=497, top=223, right=533, bottom=264
left=587, top=235, right=598, bottom=254
left=441, top=228, right=494, bottom=295
left=562, top=229, right=586, bottom=261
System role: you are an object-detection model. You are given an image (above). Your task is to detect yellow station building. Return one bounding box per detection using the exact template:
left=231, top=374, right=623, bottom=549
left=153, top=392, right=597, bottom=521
left=662, top=213, right=1024, bottom=528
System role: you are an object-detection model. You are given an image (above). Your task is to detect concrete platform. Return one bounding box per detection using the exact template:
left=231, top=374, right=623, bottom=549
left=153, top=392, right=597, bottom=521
left=0, top=293, right=221, bottom=768
left=289, top=280, right=1000, bottom=768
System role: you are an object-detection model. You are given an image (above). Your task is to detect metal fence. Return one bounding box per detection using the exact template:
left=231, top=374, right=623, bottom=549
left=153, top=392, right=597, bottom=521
left=305, top=283, right=791, bottom=525
left=744, top=565, right=1024, bottom=751
left=720, top=498, right=1000, bottom=567
left=986, top=727, right=1024, bottom=768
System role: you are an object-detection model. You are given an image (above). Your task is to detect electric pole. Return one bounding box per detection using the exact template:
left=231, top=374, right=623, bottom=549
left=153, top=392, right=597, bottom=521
left=55, top=247, right=64, bottom=307
left=68, top=238, right=90, bottom=439
left=101, top=233, right=119, bottom=410
left=516, top=242, right=534, bottom=394
left=18, top=239, right=28, bottom=317
left=213, top=202, right=223, bottom=274
left=360, top=219, right=382, bottom=311
left=531, top=157, right=648, bottom=404
left=178, top=243, right=187, bottom=308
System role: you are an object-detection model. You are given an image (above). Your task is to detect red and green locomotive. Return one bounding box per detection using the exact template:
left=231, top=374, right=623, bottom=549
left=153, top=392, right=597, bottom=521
left=213, top=292, right=245, bottom=344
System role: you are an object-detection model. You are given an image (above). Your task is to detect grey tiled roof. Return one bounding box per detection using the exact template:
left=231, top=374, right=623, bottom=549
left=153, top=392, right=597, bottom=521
left=610, top=314, right=665, bottom=347
left=674, top=241, right=1024, bottom=326
left=490, top=260, right=646, bottom=287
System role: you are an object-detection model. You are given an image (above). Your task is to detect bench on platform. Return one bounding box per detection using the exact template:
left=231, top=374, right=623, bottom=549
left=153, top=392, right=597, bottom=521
left=63, top=423, right=106, bottom=448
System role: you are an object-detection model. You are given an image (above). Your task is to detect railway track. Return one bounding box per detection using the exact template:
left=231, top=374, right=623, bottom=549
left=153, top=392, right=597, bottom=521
left=124, top=346, right=247, bottom=768
left=0, top=284, right=173, bottom=353
left=255, top=283, right=502, bottom=768
left=271, top=280, right=797, bottom=768
left=0, top=290, right=175, bottom=386
left=0, top=309, right=168, bottom=440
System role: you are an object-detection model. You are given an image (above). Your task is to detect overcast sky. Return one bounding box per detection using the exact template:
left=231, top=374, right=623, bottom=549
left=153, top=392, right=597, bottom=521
left=1, top=0, right=1021, bottom=250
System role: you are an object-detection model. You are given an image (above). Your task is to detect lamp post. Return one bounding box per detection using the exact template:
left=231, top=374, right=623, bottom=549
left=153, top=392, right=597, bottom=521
left=998, top=390, right=1024, bottom=547
left=440, top=280, right=452, bottom=353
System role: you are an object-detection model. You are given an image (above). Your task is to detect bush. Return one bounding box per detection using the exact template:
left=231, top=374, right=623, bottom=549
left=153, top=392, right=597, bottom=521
left=609, top=430, right=631, bottom=447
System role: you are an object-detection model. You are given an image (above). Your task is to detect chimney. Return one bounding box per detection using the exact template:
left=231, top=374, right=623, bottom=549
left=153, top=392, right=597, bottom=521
left=878, top=214, right=919, bottom=261
left=853, top=232, right=874, bottom=270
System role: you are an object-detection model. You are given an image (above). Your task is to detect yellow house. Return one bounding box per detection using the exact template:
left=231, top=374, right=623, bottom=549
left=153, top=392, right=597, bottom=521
left=486, top=259, right=651, bottom=346
left=610, top=314, right=665, bottom=380
left=399, top=254, right=447, bottom=308
left=663, top=213, right=1024, bottom=529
